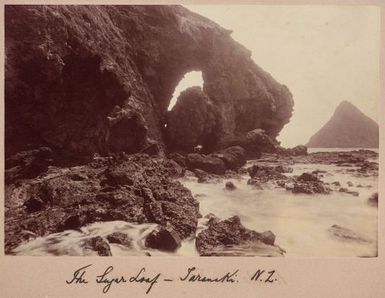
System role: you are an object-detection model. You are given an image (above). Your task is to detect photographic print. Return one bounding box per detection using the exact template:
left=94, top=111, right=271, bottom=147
left=4, top=4, right=379, bottom=258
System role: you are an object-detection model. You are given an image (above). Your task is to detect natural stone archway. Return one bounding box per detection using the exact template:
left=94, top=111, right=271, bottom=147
left=5, top=5, right=294, bottom=159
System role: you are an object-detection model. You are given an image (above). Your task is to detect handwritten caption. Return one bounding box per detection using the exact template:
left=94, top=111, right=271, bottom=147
left=66, top=264, right=280, bottom=294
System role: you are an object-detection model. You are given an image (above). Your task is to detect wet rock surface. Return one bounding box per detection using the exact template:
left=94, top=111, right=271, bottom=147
left=195, top=216, right=285, bottom=256
left=5, top=154, right=199, bottom=253
left=145, top=226, right=182, bottom=252
left=84, top=236, right=112, bottom=256
left=106, top=232, right=132, bottom=247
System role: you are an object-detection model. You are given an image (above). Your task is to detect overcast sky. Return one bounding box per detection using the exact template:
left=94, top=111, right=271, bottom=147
left=180, top=5, right=380, bottom=147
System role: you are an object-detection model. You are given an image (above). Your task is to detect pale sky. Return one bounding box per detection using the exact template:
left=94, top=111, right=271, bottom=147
left=176, top=5, right=380, bottom=147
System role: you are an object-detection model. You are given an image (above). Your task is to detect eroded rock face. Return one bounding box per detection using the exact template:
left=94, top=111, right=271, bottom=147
left=5, top=5, right=293, bottom=159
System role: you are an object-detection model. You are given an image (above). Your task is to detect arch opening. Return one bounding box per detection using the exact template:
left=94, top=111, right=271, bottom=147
left=167, top=71, right=204, bottom=111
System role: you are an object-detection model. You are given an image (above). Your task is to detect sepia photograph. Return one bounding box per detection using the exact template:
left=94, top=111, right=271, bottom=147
left=4, top=4, right=379, bottom=258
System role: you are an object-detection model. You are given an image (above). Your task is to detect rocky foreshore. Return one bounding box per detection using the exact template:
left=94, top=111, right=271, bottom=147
left=5, top=144, right=378, bottom=256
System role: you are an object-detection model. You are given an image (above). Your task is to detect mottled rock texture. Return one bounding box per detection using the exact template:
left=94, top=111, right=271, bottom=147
left=6, top=5, right=293, bottom=159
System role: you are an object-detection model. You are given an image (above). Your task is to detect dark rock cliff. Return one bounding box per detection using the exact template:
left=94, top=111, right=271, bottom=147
left=6, top=5, right=293, bottom=159
left=307, top=101, right=379, bottom=148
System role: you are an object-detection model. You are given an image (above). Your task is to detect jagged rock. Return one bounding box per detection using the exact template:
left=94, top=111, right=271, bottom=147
left=5, top=155, right=199, bottom=252
left=225, top=181, right=237, bottom=191
left=85, top=236, right=112, bottom=256
left=145, top=226, right=182, bottom=252
left=332, top=181, right=341, bottom=186
left=328, top=225, right=372, bottom=243
left=247, top=165, right=286, bottom=183
left=6, top=5, right=293, bottom=159
left=186, top=153, right=226, bottom=175
left=292, top=182, right=330, bottom=194
left=368, top=192, right=378, bottom=207
left=196, top=216, right=284, bottom=256
left=106, top=232, right=132, bottom=247
left=247, top=179, right=264, bottom=190
left=347, top=181, right=353, bottom=187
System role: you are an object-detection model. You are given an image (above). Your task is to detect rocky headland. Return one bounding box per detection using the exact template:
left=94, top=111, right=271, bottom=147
left=5, top=5, right=378, bottom=257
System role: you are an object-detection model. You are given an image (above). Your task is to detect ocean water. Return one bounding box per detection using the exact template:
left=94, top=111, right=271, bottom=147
left=12, top=149, right=378, bottom=257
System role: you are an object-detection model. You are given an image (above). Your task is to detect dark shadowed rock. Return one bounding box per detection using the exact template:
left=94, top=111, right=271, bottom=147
left=5, top=6, right=293, bottom=159
left=225, top=181, right=237, bottom=191
left=297, top=172, right=319, bottom=182
left=166, top=87, right=219, bottom=152
left=106, top=232, right=132, bottom=247
left=5, top=147, right=53, bottom=183
left=186, top=153, right=226, bottom=175
left=195, top=216, right=284, bottom=256
left=85, top=236, right=112, bottom=256
left=145, top=226, right=182, bottom=252
left=260, top=231, right=275, bottom=246
left=213, top=146, right=246, bottom=171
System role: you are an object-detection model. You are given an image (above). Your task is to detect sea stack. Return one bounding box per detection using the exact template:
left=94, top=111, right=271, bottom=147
left=307, top=101, right=379, bottom=148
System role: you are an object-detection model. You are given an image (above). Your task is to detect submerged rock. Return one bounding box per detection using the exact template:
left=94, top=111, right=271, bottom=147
left=145, top=226, right=182, bottom=252
left=328, top=225, right=372, bottom=243
left=195, top=216, right=285, bottom=256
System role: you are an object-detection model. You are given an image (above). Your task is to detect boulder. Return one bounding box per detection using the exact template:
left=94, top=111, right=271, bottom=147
left=186, top=153, right=226, bottom=175
left=213, top=146, right=246, bottom=171
left=145, top=226, right=182, bottom=252
left=297, top=172, right=319, bottom=182
left=195, top=216, right=284, bottom=256
left=225, top=181, right=237, bottom=191
left=106, top=232, right=132, bottom=247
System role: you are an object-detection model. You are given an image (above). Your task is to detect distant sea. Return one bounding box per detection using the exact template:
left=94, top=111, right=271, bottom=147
left=307, top=147, right=379, bottom=154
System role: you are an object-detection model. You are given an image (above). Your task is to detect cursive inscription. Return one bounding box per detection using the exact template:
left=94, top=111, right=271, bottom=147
left=66, top=265, right=280, bottom=294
